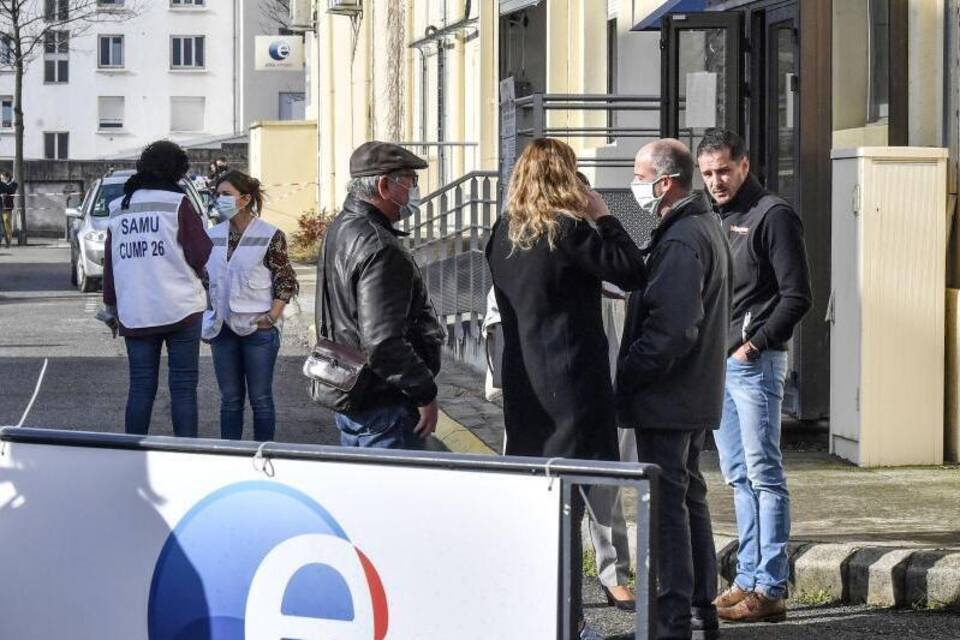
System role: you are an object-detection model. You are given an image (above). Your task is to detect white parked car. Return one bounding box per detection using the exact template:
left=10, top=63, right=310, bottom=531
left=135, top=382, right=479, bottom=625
left=66, top=169, right=214, bottom=292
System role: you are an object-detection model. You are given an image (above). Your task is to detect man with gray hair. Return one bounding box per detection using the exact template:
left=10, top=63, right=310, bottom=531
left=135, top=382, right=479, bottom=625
left=315, top=141, right=444, bottom=449
left=616, top=139, right=732, bottom=640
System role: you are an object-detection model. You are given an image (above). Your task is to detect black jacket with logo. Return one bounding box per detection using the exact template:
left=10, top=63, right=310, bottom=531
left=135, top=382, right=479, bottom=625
left=316, top=196, right=445, bottom=410
left=716, top=174, right=812, bottom=354
left=615, top=191, right=732, bottom=431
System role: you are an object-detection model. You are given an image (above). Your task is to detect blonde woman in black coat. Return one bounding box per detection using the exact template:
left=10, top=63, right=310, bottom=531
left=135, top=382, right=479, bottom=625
left=485, top=137, right=645, bottom=640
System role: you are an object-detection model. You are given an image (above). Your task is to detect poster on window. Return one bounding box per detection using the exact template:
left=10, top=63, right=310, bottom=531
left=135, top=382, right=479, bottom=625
left=685, top=71, right=718, bottom=129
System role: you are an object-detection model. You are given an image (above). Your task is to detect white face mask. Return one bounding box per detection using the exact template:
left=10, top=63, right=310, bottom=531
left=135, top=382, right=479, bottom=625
left=216, top=195, right=238, bottom=220
left=630, top=173, right=679, bottom=217
left=390, top=178, right=421, bottom=220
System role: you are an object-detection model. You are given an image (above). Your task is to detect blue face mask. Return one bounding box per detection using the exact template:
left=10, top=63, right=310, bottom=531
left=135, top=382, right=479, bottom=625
left=216, top=195, right=238, bottom=220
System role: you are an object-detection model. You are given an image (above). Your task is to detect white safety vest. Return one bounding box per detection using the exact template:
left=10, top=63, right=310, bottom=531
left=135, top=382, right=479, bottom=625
left=202, top=217, right=278, bottom=339
left=108, top=189, right=206, bottom=329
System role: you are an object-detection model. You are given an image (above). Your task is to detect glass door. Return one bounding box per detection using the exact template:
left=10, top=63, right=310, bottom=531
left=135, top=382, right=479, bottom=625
left=660, top=11, right=744, bottom=162
left=764, top=5, right=799, bottom=208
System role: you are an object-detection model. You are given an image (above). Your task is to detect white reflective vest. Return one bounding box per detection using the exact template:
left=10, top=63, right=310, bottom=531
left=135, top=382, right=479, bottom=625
left=108, top=189, right=206, bottom=329
left=203, top=217, right=278, bottom=339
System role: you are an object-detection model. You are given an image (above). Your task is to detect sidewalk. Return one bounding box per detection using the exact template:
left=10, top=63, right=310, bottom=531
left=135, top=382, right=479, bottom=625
left=435, top=356, right=960, bottom=609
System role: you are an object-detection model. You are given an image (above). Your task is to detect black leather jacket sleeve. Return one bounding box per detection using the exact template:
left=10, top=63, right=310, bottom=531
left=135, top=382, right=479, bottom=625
left=355, top=244, right=439, bottom=406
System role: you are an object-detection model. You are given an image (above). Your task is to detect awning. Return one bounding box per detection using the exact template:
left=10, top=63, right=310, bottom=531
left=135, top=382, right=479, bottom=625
left=500, top=0, right=541, bottom=16
left=631, top=0, right=707, bottom=31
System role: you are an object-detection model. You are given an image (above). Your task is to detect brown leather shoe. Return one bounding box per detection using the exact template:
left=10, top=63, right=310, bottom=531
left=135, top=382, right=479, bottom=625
left=718, top=592, right=787, bottom=623
left=712, top=584, right=750, bottom=609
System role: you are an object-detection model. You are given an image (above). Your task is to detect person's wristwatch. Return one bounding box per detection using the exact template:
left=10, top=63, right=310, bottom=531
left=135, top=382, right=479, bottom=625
left=744, top=342, right=761, bottom=362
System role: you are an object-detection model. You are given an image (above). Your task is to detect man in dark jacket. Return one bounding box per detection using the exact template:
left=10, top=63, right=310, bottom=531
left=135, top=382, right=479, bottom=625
left=0, top=170, right=16, bottom=247
left=316, top=141, right=444, bottom=450
left=697, top=129, right=812, bottom=623
left=616, top=139, right=731, bottom=640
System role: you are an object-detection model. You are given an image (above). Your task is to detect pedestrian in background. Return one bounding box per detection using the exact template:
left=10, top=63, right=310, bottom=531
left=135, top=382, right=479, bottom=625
left=102, top=140, right=212, bottom=437
left=486, top=137, right=646, bottom=640
left=316, top=141, right=444, bottom=450
left=616, top=138, right=732, bottom=640
left=0, top=169, right=16, bottom=247
left=697, top=129, right=812, bottom=624
left=203, top=170, right=298, bottom=442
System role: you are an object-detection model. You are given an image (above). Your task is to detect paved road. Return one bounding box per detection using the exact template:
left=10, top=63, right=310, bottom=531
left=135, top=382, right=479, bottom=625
left=0, top=242, right=337, bottom=443
left=582, top=577, right=960, bottom=639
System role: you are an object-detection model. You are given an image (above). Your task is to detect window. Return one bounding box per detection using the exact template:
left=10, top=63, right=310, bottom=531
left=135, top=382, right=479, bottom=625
left=44, top=31, right=68, bottom=54
left=1, top=97, right=12, bottom=129
left=0, top=35, right=12, bottom=66
left=170, top=97, right=204, bottom=132
left=43, top=31, right=69, bottom=83
left=43, top=132, right=68, bottom=159
left=97, top=0, right=125, bottom=6
left=171, top=0, right=205, bottom=6
left=171, top=36, right=205, bottom=69
left=44, top=0, right=69, bottom=21
left=98, top=96, right=124, bottom=129
left=98, top=35, right=124, bottom=68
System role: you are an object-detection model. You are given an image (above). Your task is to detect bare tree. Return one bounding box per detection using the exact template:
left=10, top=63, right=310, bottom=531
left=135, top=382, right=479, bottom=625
left=260, top=0, right=290, bottom=33
left=0, top=0, right=141, bottom=244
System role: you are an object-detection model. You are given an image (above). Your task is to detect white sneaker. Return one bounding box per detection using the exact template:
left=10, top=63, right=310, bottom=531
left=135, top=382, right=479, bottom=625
left=579, top=624, right=604, bottom=640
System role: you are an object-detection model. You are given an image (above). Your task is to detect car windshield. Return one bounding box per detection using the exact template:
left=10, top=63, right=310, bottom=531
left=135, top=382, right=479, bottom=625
left=91, top=183, right=126, bottom=217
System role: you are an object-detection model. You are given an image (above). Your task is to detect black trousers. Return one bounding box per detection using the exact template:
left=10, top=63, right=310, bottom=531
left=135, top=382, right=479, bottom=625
left=636, top=429, right=717, bottom=640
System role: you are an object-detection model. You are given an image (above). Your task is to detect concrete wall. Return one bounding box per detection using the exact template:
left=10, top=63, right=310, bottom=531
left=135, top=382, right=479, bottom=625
left=248, top=121, right=318, bottom=236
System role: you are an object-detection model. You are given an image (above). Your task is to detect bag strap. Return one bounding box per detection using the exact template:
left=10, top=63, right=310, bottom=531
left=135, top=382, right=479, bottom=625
left=318, top=230, right=334, bottom=340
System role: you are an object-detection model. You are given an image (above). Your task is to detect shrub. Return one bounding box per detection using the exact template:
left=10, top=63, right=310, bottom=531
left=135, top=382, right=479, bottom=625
left=289, top=208, right=333, bottom=264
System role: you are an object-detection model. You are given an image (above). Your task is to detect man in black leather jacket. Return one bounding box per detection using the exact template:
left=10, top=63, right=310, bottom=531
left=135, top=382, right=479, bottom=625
left=316, top=141, right=445, bottom=449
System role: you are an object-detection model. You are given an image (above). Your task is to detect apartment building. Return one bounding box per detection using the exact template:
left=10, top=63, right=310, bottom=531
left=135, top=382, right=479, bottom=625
left=0, top=0, right=306, bottom=160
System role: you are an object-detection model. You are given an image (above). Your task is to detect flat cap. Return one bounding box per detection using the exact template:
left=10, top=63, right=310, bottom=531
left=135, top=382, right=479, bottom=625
left=350, top=141, right=428, bottom=178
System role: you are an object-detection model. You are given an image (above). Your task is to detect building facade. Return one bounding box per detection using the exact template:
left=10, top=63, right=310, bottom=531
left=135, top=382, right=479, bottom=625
left=0, top=0, right=305, bottom=161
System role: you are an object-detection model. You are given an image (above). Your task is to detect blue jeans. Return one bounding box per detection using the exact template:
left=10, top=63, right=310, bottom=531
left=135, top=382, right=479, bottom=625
left=124, top=321, right=202, bottom=437
left=335, top=404, right=423, bottom=450
left=210, top=326, right=280, bottom=441
left=715, top=350, right=790, bottom=599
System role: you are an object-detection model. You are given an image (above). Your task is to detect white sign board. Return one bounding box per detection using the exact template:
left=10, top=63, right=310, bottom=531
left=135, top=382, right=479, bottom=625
left=255, top=35, right=305, bottom=71
left=685, top=71, right=718, bottom=129
left=0, top=440, right=560, bottom=639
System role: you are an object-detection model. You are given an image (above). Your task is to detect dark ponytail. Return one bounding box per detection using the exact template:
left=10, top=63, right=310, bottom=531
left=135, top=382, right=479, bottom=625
left=121, top=140, right=190, bottom=209
left=215, top=170, right=265, bottom=216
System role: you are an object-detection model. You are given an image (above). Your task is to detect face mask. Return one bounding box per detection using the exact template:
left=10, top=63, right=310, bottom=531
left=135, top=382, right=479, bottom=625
left=631, top=173, right=679, bottom=217
left=390, top=178, right=421, bottom=220
left=216, top=195, right=238, bottom=220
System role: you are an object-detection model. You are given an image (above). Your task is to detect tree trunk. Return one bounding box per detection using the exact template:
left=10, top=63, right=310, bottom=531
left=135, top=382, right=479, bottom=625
left=12, top=7, right=25, bottom=245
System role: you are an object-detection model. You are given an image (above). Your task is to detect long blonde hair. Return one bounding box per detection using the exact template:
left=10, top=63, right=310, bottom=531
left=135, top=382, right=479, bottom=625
left=505, top=138, right=588, bottom=251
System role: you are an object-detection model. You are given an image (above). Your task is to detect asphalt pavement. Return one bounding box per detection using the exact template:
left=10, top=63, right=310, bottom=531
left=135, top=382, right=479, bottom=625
left=0, top=241, right=337, bottom=443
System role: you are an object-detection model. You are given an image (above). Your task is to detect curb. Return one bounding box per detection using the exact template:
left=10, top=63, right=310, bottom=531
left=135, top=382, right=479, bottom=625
left=434, top=409, right=496, bottom=456
left=437, top=410, right=960, bottom=610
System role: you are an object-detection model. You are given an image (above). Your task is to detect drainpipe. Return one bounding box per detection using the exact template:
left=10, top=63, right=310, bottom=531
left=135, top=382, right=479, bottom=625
left=437, top=38, right=446, bottom=186
left=233, top=0, right=239, bottom=133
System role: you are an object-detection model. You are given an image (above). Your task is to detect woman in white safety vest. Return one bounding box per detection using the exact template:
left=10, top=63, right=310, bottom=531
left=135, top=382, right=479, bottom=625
left=101, top=140, right=213, bottom=437
left=204, top=170, right=299, bottom=441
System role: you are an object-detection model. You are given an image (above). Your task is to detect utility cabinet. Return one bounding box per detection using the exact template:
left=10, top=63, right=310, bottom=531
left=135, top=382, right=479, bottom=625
left=830, top=147, right=947, bottom=466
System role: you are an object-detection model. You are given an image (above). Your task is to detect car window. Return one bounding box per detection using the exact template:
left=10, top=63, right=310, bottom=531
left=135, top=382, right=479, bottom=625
left=80, top=182, right=97, bottom=214
left=91, top=183, right=125, bottom=217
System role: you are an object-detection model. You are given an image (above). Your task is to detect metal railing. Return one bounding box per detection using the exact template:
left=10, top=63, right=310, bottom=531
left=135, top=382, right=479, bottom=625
left=513, top=93, right=693, bottom=166
left=395, top=141, right=479, bottom=192
left=398, top=170, right=498, bottom=368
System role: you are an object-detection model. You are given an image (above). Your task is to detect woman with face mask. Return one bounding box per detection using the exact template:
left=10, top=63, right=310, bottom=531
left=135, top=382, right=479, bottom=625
left=485, top=138, right=646, bottom=640
left=203, top=170, right=299, bottom=441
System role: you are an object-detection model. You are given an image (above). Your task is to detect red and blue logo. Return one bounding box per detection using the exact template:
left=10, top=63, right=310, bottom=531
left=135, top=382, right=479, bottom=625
left=148, top=481, right=388, bottom=640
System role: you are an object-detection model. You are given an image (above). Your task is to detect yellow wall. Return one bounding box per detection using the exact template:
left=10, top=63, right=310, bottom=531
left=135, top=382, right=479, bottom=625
left=248, top=121, right=319, bottom=235
left=310, top=0, right=500, bottom=213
